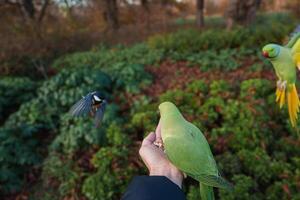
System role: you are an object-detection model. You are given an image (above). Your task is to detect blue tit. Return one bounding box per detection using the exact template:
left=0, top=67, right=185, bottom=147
left=69, top=91, right=107, bottom=127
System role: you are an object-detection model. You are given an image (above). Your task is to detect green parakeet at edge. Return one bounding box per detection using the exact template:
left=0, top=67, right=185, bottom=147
left=158, top=101, right=232, bottom=200
left=262, top=29, right=300, bottom=127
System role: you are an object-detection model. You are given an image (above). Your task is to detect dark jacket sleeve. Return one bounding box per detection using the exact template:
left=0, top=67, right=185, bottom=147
left=121, top=176, right=186, bottom=200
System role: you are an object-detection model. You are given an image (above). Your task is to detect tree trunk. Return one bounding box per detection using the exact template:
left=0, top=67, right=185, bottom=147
left=226, top=0, right=261, bottom=29
left=103, top=0, right=119, bottom=31
left=38, top=0, right=49, bottom=23
left=21, top=0, right=35, bottom=19
left=245, top=0, right=261, bottom=25
left=196, top=0, right=204, bottom=28
left=141, top=0, right=150, bottom=13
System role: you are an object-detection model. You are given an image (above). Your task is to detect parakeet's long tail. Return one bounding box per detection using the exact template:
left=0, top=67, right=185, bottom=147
left=200, top=183, right=214, bottom=200
left=276, top=84, right=300, bottom=127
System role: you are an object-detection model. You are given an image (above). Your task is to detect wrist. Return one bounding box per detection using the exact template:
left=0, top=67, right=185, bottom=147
left=149, top=167, right=183, bottom=188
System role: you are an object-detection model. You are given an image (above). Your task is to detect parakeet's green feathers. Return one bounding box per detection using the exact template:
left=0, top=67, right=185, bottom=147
left=200, top=183, right=214, bottom=200
left=285, top=30, right=300, bottom=66
left=193, top=174, right=234, bottom=190
left=159, top=102, right=232, bottom=199
left=262, top=26, right=300, bottom=127
left=286, top=32, right=300, bottom=49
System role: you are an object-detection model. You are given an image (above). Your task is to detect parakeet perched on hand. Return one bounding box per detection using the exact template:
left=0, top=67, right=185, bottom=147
left=158, top=102, right=232, bottom=200
left=69, top=91, right=107, bottom=127
left=262, top=28, right=300, bottom=127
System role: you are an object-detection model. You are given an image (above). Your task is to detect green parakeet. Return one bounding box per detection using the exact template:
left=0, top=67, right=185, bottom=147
left=158, top=101, right=232, bottom=200
left=262, top=29, right=300, bottom=127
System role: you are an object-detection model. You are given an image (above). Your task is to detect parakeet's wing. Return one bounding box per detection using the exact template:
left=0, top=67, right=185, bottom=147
left=94, top=100, right=107, bottom=127
left=163, top=121, right=233, bottom=190
left=291, top=33, right=300, bottom=67
left=164, top=136, right=232, bottom=190
left=188, top=173, right=233, bottom=190
left=69, top=93, right=93, bottom=117
left=286, top=25, right=300, bottom=49
left=291, top=35, right=300, bottom=54
left=286, top=26, right=300, bottom=64
left=289, top=25, right=300, bottom=39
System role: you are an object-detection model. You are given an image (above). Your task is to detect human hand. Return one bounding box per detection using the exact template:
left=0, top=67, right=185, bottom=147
left=139, top=120, right=184, bottom=188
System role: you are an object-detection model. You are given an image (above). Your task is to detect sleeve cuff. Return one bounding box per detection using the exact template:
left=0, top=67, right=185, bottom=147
left=121, top=176, right=186, bottom=200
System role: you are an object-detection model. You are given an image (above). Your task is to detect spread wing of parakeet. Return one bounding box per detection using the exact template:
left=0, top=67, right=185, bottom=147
left=262, top=26, right=300, bottom=127
left=158, top=102, right=232, bottom=200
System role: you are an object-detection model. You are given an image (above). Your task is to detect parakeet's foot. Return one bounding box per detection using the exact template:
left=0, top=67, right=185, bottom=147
left=297, top=63, right=300, bottom=70
left=153, top=138, right=164, bottom=150
left=279, top=80, right=287, bottom=91
left=276, top=80, right=282, bottom=88
left=277, top=80, right=282, bottom=88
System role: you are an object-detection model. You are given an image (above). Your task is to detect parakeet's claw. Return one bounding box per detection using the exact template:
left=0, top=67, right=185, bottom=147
left=277, top=80, right=282, bottom=88
left=153, top=141, right=163, bottom=148
left=278, top=80, right=287, bottom=91
left=153, top=138, right=164, bottom=150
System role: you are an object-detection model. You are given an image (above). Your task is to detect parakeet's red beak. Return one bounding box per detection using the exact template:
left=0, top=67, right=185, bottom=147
left=262, top=51, right=269, bottom=58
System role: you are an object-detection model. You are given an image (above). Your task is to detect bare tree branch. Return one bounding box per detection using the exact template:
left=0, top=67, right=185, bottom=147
left=38, top=0, right=49, bottom=22
left=22, top=0, right=35, bottom=19
left=196, top=0, right=204, bottom=27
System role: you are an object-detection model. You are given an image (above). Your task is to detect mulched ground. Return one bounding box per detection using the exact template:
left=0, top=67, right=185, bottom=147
left=144, top=59, right=276, bottom=97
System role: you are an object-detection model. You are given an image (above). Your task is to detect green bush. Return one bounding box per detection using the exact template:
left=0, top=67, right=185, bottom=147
left=186, top=185, right=201, bottom=200
left=53, top=45, right=154, bottom=93
left=147, top=22, right=291, bottom=54
left=0, top=68, right=113, bottom=194
left=240, top=79, right=274, bottom=99
left=219, top=175, right=262, bottom=200
left=170, top=49, right=245, bottom=71
left=101, top=63, right=152, bottom=93
left=81, top=146, right=136, bottom=200
left=42, top=153, right=80, bottom=197
left=53, top=43, right=164, bottom=70
left=0, top=126, right=42, bottom=193
left=147, top=12, right=296, bottom=76
left=81, top=123, right=138, bottom=200
left=51, top=104, right=122, bottom=154
left=0, top=77, right=37, bottom=123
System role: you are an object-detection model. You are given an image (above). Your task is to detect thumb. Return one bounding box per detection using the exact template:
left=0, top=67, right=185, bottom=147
left=155, top=119, right=162, bottom=139
left=142, top=132, right=156, bottom=146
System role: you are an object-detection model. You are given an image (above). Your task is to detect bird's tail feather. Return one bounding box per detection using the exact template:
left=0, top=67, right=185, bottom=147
left=200, top=183, right=215, bottom=200
left=276, top=84, right=300, bottom=127
left=276, top=87, right=285, bottom=108
left=287, top=84, right=300, bottom=127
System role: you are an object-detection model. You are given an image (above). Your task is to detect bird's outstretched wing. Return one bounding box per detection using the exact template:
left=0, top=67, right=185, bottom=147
left=94, top=100, right=107, bottom=127
left=286, top=25, right=300, bottom=68
left=286, top=26, right=300, bottom=51
left=69, top=93, right=93, bottom=117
